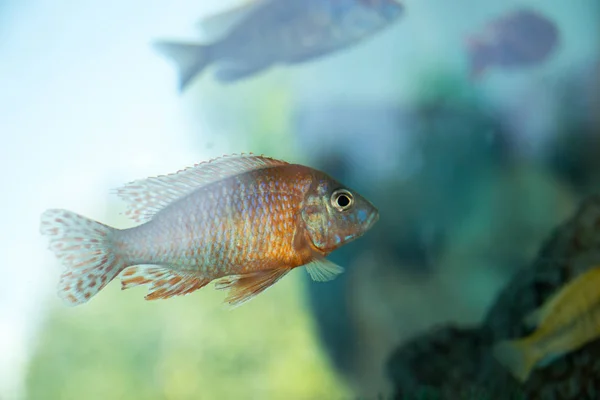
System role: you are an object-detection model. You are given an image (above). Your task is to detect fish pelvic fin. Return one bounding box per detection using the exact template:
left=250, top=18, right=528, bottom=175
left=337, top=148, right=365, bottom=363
left=492, top=338, right=540, bottom=383
left=305, top=258, right=344, bottom=282
left=120, top=266, right=209, bottom=300
left=214, top=63, right=271, bottom=83
left=114, top=154, right=289, bottom=223
left=40, top=209, right=128, bottom=306
left=215, top=268, right=291, bottom=308
left=524, top=308, right=542, bottom=328
left=153, top=41, right=212, bottom=92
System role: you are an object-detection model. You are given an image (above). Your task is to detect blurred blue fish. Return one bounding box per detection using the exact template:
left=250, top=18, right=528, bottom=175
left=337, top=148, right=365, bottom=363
left=154, top=0, right=404, bottom=91
left=465, top=8, right=559, bottom=79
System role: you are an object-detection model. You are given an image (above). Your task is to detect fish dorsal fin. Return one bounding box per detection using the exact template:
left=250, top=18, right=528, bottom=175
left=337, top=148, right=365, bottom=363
left=214, top=268, right=290, bottom=308
left=120, top=266, right=209, bottom=300
left=194, top=1, right=267, bottom=40
left=305, top=258, right=344, bottom=282
left=115, top=154, right=288, bottom=223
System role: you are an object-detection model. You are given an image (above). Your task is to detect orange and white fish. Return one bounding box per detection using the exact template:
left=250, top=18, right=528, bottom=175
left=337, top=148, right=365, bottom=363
left=492, top=266, right=600, bottom=382
left=40, top=154, right=379, bottom=307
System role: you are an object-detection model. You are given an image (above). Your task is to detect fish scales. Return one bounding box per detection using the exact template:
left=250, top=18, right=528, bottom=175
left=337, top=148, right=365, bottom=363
left=40, top=154, right=378, bottom=307
left=117, top=166, right=313, bottom=276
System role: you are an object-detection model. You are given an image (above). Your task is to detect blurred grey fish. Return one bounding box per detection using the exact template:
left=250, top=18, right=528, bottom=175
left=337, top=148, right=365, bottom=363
left=154, top=0, right=404, bottom=91
left=465, top=8, right=559, bottom=79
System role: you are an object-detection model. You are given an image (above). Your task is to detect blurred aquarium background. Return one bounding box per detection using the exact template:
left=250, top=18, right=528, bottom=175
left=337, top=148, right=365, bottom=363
left=1, top=0, right=599, bottom=399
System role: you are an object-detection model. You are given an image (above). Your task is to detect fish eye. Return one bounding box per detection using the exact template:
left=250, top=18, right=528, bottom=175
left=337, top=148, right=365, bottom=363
left=331, top=189, right=354, bottom=212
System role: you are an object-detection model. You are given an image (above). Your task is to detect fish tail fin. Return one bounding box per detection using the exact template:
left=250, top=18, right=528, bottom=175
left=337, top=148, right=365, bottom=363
left=153, top=41, right=211, bottom=91
left=492, top=338, right=539, bottom=383
left=40, top=209, right=128, bottom=306
left=464, top=36, right=487, bottom=79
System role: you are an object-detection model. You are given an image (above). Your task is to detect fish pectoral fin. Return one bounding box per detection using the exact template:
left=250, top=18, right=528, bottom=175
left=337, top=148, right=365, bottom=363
left=120, top=266, right=209, bottom=300
left=114, top=154, right=289, bottom=223
left=215, top=268, right=291, bottom=307
left=305, top=258, right=344, bottom=282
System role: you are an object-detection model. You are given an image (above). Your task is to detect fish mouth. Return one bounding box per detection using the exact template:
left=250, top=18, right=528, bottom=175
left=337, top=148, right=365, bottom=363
left=365, top=210, right=380, bottom=230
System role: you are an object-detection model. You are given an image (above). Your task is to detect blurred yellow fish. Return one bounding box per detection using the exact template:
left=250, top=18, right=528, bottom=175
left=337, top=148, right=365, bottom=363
left=492, top=266, right=600, bottom=382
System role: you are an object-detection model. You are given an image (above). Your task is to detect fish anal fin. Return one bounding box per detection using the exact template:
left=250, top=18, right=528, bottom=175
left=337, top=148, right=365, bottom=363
left=120, top=266, right=209, bottom=300
left=114, top=154, right=289, bottom=223
left=305, top=258, right=344, bottom=282
left=215, top=268, right=290, bottom=307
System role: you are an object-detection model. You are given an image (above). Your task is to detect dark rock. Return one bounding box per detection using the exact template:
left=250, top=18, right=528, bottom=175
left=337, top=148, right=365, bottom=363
left=387, top=195, right=600, bottom=399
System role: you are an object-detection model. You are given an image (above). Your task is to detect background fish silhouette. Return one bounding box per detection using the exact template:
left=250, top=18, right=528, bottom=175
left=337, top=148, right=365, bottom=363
left=465, top=8, right=559, bottom=78
left=154, top=0, right=404, bottom=90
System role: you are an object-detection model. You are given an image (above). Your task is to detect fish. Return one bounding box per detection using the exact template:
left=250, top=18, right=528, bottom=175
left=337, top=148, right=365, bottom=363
left=154, top=0, right=404, bottom=91
left=465, top=8, right=559, bottom=79
left=40, top=154, right=379, bottom=307
left=492, top=266, right=600, bottom=383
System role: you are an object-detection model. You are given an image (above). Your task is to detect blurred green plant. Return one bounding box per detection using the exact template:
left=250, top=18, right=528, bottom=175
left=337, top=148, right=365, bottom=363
left=26, top=254, right=351, bottom=399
